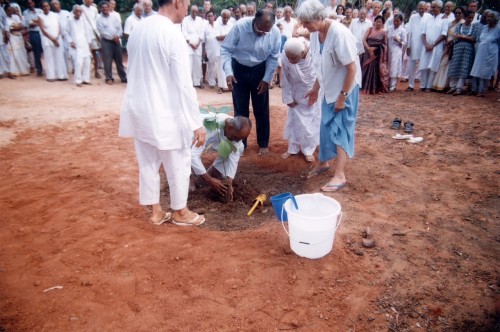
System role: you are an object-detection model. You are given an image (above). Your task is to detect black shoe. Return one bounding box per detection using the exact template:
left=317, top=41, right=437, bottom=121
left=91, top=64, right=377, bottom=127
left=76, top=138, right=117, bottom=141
left=405, top=87, right=414, bottom=91
left=121, top=79, right=127, bottom=83
left=403, top=121, right=414, bottom=134
left=390, top=118, right=402, bottom=130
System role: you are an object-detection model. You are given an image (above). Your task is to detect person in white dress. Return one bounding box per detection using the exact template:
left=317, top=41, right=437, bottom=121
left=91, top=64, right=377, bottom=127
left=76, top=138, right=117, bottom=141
left=50, top=0, right=71, bottom=73
left=280, top=37, right=320, bottom=163
left=182, top=5, right=205, bottom=88
left=418, top=0, right=448, bottom=91
left=280, top=6, right=296, bottom=39
left=5, top=5, right=29, bottom=76
left=405, top=2, right=430, bottom=90
left=349, top=8, right=373, bottom=61
left=203, top=10, right=217, bottom=88
left=119, top=0, right=207, bottom=226
left=387, top=13, right=406, bottom=91
left=67, top=5, right=92, bottom=86
left=123, top=3, right=142, bottom=39
left=81, top=0, right=101, bottom=79
left=37, top=1, right=68, bottom=81
left=215, top=9, right=233, bottom=93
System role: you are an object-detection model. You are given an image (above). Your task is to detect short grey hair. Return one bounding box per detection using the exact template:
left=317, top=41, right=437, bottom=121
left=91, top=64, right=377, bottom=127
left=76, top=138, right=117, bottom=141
left=295, top=0, right=325, bottom=21
left=487, top=10, right=499, bottom=23
left=142, top=0, right=152, bottom=5
left=432, top=0, right=443, bottom=8
left=133, top=3, right=143, bottom=10
left=221, top=8, right=230, bottom=15
left=72, top=4, right=81, bottom=10
left=417, top=1, right=427, bottom=8
left=284, top=37, right=305, bottom=56
left=373, top=0, right=382, bottom=6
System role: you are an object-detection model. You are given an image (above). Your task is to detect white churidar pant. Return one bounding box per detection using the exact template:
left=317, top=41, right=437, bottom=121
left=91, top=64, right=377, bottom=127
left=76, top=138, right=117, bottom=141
left=134, top=139, right=191, bottom=210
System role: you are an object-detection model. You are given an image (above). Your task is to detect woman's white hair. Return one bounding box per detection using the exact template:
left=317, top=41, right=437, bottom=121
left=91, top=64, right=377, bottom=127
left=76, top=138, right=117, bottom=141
left=284, top=37, right=305, bottom=56
left=295, top=0, right=325, bottom=21
left=432, top=0, right=443, bottom=8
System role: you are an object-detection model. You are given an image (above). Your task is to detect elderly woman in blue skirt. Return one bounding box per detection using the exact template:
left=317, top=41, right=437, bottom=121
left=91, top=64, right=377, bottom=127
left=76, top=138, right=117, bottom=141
left=296, top=0, right=362, bottom=192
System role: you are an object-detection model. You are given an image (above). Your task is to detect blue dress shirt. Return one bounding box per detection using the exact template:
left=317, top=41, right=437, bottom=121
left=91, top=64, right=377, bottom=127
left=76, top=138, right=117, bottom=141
left=220, top=17, right=281, bottom=83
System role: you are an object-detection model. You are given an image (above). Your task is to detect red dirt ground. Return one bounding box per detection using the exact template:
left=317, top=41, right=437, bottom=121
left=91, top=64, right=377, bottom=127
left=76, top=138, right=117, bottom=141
left=0, top=75, right=499, bottom=331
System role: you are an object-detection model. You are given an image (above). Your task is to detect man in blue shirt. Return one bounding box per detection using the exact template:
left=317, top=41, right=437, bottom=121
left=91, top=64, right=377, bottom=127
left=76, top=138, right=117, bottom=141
left=220, top=9, right=281, bottom=156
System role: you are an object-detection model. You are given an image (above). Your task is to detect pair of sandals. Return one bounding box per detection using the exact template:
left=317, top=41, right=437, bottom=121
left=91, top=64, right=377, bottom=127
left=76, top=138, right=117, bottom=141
left=150, top=211, right=205, bottom=226
left=390, top=118, right=414, bottom=134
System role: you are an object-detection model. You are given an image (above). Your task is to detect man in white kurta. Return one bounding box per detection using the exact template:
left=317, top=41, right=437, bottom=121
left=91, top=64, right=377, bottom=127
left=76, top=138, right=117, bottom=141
left=281, top=6, right=297, bottom=39
left=280, top=38, right=320, bottom=163
left=38, top=2, right=68, bottom=81
left=349, top=8, right=373, bottom=58
left=81, top=0, right=101, bottom=78
left=203, top=10, right=217, bottom=88
left=67, top=5, right=92, bottom=86
left=191, top=114, right=250, bottom=200
left=214, top=9, right=233, bottom=92
left=405, top=1, right=430, bottom=90
left=50, top=0, right=71, bottom=73
left=123, top=3, right=142, bottom=39
left=418, top=1, right=448, bottom=91
left=181, top=5, right=205, bottom=88
left=119, top=0, right=207, bottom=226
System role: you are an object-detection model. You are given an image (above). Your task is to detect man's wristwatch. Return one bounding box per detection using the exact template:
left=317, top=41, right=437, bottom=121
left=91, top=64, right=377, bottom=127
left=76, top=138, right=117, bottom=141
left=340, top=90, right=348, bottom=97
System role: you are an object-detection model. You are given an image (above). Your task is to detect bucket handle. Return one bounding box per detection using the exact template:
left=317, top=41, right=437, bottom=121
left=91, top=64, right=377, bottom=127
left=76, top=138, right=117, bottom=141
left=281, top=200, right=289, bottom=237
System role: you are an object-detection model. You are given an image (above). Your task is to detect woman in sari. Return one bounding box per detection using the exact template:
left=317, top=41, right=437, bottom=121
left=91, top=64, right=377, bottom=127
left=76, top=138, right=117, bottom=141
left=447, top=9, right=478, bottom=95
left=432, top=5, right=464, bottom=92
left=5, top=4, right=30, bottom=76
left=361, top=15, right=389, bottom=94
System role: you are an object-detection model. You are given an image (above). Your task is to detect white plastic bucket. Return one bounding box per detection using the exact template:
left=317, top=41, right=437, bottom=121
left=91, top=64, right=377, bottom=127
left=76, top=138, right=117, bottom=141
left=282, top=193, right=342, bottom=259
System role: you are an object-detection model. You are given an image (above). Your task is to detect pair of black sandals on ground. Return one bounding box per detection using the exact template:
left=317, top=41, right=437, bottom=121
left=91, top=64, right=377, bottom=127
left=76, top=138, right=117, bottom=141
left=391, top=118, right=413, bottom=133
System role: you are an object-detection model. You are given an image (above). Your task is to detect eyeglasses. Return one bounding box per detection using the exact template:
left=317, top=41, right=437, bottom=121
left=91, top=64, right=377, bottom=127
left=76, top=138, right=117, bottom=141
left=253, top=23, right=270, bottom=36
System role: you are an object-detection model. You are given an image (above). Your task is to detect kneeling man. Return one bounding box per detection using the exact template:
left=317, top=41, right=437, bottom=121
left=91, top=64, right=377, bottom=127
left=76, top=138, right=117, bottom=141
left=191, top=115, right=251, bottom=200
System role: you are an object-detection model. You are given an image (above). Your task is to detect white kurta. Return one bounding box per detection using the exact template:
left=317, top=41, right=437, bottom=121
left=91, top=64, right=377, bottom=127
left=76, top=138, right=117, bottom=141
left=388, top=25, right=407, bottom=78
left=67, top=16, right=92, bottom=84
left=349, top=18, right=373, bottom=55
left=6, top=15, right=29, bottom=75
left=280, top=50, right=320, bottom=155
left=281, top=18, right=297, bottom=39
left=191, top=113, right=243, bottom=180
left=119, top=14, right=203, bottom=150
left=81, top=4, right=99, bottom=48
left=39, top=11, right=68, bottom=80
left=407, top=12, right=431, bottom=60
left=418, top=14, right=448, bottom=72
left=124, top=14, right=141, bottom=36
left=214, top=20, right=233, bottom=89
left=181, top=15, right=204, bottom=56
left=204, top=21, right=218, bottom=86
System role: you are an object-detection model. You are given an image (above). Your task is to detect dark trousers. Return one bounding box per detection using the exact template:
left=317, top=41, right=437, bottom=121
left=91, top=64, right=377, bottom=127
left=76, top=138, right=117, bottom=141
left=101, top=39, right=126, bottom=82
left=231, top=59, right=269, bottom=149
left=29, top=31, right=43, bottom=75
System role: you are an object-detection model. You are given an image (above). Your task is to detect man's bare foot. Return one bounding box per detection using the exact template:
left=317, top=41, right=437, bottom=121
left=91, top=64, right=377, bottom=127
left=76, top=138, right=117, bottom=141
left=258, top=147, right=269, bottom=156
left=281, top=152, right=291, bottom=159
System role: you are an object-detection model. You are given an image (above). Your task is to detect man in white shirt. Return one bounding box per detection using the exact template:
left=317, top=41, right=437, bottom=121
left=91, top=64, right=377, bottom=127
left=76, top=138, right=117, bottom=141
left=119, top=0, right=207, bottom=226
left=191, top=115, right=251, bottom=200
left=367, top=0, right=382, bottom=21
left=123, top=3, right=142, bottom=39
left=182, top=5, right=205, bottom=88
left=281, top=6, right=296, bottom=39
left=142, top=0, right=156, bottom=17
left=215, top=9, right=233, bottom=93
left=418, top=0, right=447, bottom=91
left=109, top=0, right=121, bottom=23
left=50, top=0, right=71, bottom=73
left=96, top=1, right=126, bottom=84
left=405, top=1, right=430, bottom=91
left=324, top=0, right=338, bottom=19
left=81, top=0, right=101, bottom=79
left=349, top=8, right=373, bottom=60
left=67, top=5, right=92, bottom=86
left=467, top=0, right=480, bottom=22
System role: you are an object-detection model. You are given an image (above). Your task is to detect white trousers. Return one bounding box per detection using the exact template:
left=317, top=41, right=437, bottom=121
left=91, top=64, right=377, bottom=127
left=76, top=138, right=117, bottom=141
left=74, top=54, right=91, bottom=84
left=206, top=57, right=217, bottom=86
left=190, top=54, right=202, bottom=86
left=408, top=59, right=419, bottom=88
left=0, top=44, right=10, bottom=74
left=134, top=139, right=191, bottom=210
left=420, top=69, right=436, bottom=90
left=217, top=55, right=227, bottom=89
left=288, top=142, right=316, bottom=156
left=390, top=77, right=398, bottom=90
left=449, top=77, right=465, bottom=91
